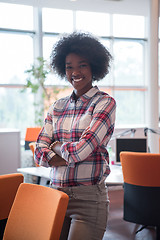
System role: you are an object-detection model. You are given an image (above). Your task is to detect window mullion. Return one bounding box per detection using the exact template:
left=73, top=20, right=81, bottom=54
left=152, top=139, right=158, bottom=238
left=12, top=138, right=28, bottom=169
left=33, top=7, right=43, bottom=59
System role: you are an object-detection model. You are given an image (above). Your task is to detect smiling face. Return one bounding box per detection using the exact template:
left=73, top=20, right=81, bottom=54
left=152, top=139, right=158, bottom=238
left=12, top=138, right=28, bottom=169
left=65, top=53, right=93, bottom=97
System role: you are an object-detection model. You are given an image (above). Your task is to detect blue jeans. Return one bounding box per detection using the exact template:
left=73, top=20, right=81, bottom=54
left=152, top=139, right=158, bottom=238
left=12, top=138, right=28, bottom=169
left=50, top=182, right=109, bottom=240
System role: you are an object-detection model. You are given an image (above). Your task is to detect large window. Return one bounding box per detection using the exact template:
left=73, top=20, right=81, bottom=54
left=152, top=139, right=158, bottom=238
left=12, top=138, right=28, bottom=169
left=0, top=3, right=34, bottom=138
left=42, top=8, right=73, bottom=33
left=0, top=33, right=33, bottom=84
left=0, top=88, right=35, bottom=137
left=113, top=14, right=145, bottom=38
left=113, top=40, right=144, bottom=86
left=0, top=2, right=148, bottom=139
left=76, top=11, right=110, bottom=36
left=115, top=89, right=146, bottom=125
left=0, top=3, right=33, bottom=30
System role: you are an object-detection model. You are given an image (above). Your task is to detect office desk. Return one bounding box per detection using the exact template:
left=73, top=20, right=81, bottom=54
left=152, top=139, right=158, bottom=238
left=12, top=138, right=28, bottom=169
left=17, top=164, right=123, bottom=186
left=106, top=164, right=123, bottom=186
left=17, top=167, right=50, bottom=185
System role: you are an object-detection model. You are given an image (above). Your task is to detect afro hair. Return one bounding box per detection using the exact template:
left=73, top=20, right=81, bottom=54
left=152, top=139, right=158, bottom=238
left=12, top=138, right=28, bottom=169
left=50, top=31, right=112, bottom=81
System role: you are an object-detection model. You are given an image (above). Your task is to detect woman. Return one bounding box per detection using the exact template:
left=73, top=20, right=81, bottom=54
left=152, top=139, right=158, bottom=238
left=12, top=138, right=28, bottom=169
left=35, top=32, right=116, bottom=240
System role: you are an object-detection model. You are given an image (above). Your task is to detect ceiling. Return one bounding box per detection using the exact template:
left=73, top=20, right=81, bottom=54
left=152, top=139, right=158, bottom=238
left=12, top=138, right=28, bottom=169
left=1, top=0, right=150, bottom=16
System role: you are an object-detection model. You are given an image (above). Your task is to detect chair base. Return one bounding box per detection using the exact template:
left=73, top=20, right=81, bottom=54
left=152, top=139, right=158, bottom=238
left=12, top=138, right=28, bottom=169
left=135, top=225, right=159, bottom=240
left=135, top=225, right=148, bottom=234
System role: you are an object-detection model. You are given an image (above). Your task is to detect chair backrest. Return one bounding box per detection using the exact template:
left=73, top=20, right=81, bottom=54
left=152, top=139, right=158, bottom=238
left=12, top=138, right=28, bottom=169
left=0, top=173, right=24, bottom=220
left=25, top=127, right=41, bottom=150
left=120, top=151, right=160, bottom=187
left=0, top=173, right=24, bottom=239
left=3, top=183, right=69, bottom=240
left=120, top=151, right=160, bottom=227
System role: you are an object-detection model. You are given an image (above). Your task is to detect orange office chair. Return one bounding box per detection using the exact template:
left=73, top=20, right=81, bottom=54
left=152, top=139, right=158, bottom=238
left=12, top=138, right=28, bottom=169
left=3, top=183, right=69, bottom=240
left=25, top=127, right=41, bottom=150
left=120, top=152, right=160, bottom=240
left=0, top=173, right=24, bottom=239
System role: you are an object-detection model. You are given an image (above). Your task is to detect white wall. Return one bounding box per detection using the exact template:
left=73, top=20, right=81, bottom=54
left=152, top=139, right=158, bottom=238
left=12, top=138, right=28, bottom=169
left=0, top=129, right=21, bottom=175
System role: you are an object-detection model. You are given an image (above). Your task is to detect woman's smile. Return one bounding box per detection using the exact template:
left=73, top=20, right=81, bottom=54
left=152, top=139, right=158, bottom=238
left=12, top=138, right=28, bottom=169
left=72, top=77, right=83, bottom=82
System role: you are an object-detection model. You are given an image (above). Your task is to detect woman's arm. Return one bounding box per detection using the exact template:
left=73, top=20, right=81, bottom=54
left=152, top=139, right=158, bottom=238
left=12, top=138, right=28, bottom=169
left=34, top=105, right=66, bottom=167
left=61, top=96, right=116, bottom=165
left=35, top=95, right=116, bottom=167
left=48, top=154, right=66, bottom=167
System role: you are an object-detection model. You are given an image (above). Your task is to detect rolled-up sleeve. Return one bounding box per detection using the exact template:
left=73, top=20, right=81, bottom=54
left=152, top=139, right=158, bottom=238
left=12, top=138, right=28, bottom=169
left=34, top=106, right=56, bottom=167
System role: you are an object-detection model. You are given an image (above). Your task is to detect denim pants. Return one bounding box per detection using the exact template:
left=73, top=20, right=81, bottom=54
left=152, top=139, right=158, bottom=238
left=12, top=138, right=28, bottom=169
left=50, top=182, right=109, bottom=240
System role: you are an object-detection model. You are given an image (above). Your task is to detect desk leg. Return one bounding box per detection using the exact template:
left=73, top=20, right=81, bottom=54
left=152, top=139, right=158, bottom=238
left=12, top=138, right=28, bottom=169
left=39, top=177, right=50, bottom=186
left=37, top=176, right=41, bottom=184
left=36, top=176, right=50, bottom=186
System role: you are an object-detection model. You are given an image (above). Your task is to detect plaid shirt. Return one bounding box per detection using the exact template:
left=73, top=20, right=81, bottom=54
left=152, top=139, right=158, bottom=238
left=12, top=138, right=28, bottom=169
left=35, top=86, right=116, bottom=187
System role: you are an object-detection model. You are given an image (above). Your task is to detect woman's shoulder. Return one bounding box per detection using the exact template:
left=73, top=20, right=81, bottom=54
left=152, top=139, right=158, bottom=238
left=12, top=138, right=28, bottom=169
left=95, top=89, right=116, bottom=105
left=53, top=95, right=70, bottom=106
left=47, top=96, right=70, bottom=113
left=93, top=91, right=116, bottom=114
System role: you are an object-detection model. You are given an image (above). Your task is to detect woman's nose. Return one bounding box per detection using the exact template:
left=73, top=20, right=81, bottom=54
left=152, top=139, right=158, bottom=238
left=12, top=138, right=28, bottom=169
left=72, top=69, right=81, bottom=76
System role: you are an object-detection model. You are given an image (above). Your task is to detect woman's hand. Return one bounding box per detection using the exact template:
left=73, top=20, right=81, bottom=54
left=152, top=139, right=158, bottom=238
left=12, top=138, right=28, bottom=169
left=49, top=154, right=66, bottom=167
left=50, top=141, right=63, bottom=157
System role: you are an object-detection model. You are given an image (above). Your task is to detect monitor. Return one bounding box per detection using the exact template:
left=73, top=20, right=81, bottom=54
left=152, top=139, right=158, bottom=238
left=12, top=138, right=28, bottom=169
left=116, top=138, right=147, bottom=163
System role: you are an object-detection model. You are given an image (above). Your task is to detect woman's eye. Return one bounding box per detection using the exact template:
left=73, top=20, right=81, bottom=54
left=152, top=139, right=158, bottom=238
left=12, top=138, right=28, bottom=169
left=80, top=64, right=87, bottom=68
left=66, top=66, right=72, bottom=70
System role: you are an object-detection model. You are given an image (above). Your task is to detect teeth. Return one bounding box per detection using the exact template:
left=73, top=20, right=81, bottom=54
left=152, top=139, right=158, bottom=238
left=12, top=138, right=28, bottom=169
left=73, top=78, right=82, bottom=82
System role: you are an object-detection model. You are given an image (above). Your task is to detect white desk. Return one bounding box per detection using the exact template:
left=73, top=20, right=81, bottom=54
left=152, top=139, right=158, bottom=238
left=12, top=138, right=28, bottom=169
left=17, top=164, right=123, bottom=186
left=106, top=164, right=123, bottom=186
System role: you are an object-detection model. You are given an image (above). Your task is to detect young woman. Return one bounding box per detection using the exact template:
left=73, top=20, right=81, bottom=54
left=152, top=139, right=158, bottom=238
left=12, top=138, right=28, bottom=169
left=35, top=32, right=116, bottom=240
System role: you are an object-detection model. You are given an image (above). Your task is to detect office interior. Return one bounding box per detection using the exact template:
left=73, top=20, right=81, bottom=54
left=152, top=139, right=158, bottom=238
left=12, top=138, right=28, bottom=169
left=0, top=0, right=159, bottom=172
left=0, top=0, right=159, bottom=239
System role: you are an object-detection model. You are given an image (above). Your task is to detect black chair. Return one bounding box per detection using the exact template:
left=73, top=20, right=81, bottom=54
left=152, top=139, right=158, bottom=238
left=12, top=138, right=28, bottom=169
left=120, top=151, right=160, bottom=240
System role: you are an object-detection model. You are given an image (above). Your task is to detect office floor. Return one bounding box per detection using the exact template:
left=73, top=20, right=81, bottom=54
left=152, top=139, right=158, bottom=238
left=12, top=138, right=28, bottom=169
left=103, top=187, right=156, bottom=240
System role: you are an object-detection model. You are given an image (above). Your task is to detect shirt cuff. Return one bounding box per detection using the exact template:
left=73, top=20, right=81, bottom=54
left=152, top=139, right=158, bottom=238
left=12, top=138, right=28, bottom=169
left=61, top=143, right=75, bottom=168
left=40, top=151, right=56, bottom=168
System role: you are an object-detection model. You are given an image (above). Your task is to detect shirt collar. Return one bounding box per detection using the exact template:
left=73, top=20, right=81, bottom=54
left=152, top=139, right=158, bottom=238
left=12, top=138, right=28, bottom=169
left=70, top=86, right=99, bottom=103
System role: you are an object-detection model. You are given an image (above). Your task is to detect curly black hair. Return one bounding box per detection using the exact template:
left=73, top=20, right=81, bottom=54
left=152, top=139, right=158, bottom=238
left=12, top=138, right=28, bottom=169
left=50, top=32, right=112, bottom=81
